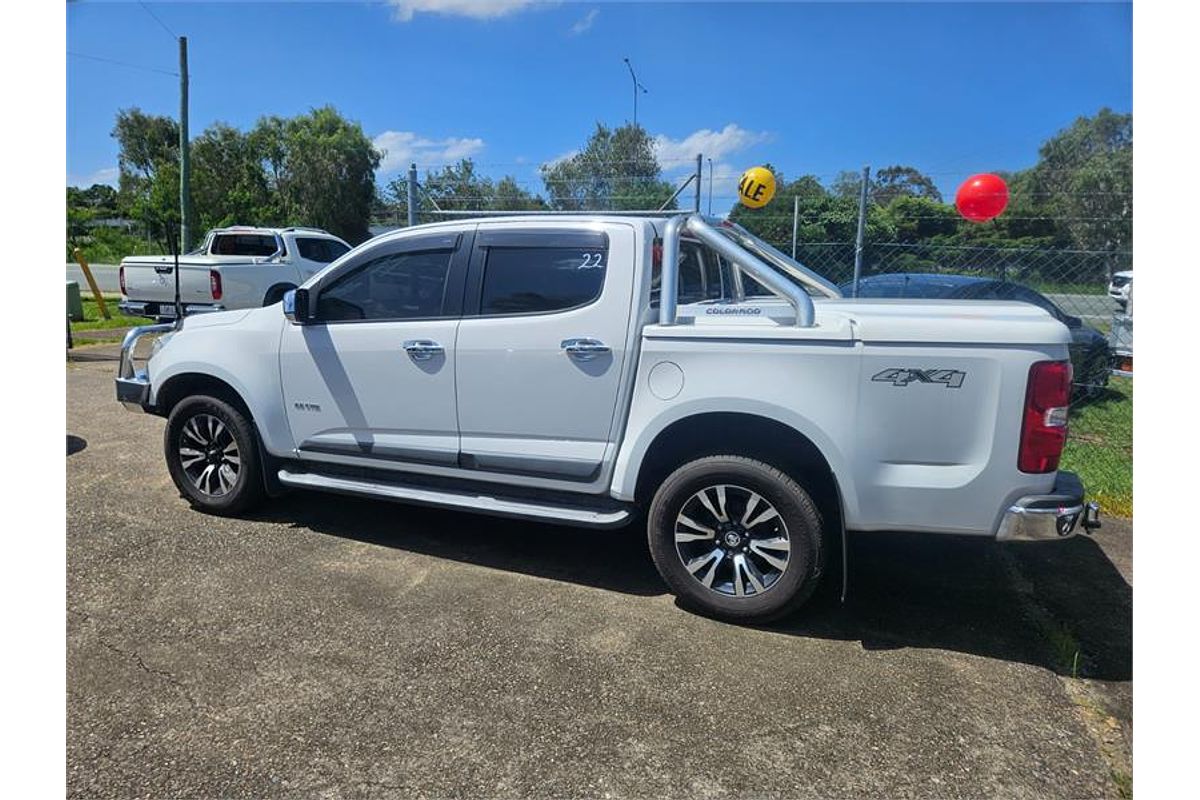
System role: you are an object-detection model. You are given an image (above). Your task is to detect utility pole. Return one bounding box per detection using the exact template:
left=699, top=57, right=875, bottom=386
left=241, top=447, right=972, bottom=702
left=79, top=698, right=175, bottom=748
left=407, top=163, right=418, bottom=227
left=623, top=58, right=647, bottom=129
left=179, top=36, right=191, bottom=252
left=852, top=165, right=871, bottom=298
left=707, top=157, right=713, bottom=216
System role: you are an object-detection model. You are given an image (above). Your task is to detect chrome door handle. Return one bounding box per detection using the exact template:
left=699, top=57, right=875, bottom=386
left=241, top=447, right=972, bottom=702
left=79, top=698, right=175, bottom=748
left=561, top=337, right=610, bottom=361
left=403, top=339, right=444, bottom=361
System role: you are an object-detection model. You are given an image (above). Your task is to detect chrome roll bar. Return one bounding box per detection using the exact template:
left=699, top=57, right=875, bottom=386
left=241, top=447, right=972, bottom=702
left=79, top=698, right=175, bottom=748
left=658, top=214, right=821, bottom=328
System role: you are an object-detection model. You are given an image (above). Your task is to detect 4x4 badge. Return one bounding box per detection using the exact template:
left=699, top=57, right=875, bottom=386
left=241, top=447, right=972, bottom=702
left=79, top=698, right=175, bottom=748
left=871, top=368, right=966, bottom=389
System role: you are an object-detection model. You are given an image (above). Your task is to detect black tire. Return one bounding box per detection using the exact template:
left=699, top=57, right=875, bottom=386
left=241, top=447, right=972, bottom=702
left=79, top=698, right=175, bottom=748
left=647, top=455, right=825, bottom=623
left=262, top=284, right=295, bottom=307
left=164, top=395, right=265, bottom=516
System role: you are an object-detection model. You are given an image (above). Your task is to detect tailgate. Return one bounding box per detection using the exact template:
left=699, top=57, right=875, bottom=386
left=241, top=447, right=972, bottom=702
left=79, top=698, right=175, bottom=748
left=120, top=257, right=219, bottom=304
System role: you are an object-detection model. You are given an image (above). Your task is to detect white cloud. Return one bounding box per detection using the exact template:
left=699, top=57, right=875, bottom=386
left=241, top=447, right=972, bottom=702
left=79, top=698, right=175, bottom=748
left=652, top=123, right=771, bottom=167
left=569, top=8, right=598, bottom=35
left=67, top=166, right=119, bottom=188
left=540, top=148, right=578, bottom=169
left=388, top=0, right=542, bottom=22
left=651, top=125, right=772, bottom=216
left=373, top=130, right=486, bottom=173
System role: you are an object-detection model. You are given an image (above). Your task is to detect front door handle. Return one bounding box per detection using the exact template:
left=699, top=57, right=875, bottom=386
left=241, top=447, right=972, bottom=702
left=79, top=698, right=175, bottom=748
left=403, top=339, right=444, bottom=361
left=561, top=337, right=610, bottom=361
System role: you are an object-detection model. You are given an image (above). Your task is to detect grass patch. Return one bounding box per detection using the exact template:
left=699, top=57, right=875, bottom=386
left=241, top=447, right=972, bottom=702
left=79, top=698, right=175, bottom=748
left=1061, top=375, right=1132, bottom=517
left=1029, top=282, right=1110, bottom=296
left=72, top=296, right=147, bottom=331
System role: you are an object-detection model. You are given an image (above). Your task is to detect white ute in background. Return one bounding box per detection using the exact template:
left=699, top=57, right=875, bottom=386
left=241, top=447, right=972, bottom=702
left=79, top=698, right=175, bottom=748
left=118, top=226, right=351, bottom=321
left=115, top=213, right=1101, bottom=622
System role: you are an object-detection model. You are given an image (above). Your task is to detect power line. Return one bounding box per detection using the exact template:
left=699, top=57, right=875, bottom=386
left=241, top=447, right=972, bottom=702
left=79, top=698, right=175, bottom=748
left=67, top=51, right=178, bottom=77
left=138, top=1, right=179, bottom=41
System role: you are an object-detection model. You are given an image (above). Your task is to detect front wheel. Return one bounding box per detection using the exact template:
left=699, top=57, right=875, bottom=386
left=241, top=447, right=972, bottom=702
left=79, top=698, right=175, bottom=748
left=647, top=455, right=825, bottom=623
left=164, top=395, right=264, bottom=515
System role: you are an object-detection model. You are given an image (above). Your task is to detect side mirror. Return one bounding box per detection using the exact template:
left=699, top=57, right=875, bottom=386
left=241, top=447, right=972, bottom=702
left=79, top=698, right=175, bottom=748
left=283, top=288, right=311, bottom=324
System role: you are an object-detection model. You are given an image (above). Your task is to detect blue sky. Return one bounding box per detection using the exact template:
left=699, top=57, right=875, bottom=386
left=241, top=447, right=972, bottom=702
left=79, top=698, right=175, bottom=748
left=67, top=1, right=1131, bottom=207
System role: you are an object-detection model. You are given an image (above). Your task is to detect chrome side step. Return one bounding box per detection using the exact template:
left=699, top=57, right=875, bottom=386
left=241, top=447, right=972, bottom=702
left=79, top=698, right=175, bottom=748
left=277, top=469, right=632, bottom=529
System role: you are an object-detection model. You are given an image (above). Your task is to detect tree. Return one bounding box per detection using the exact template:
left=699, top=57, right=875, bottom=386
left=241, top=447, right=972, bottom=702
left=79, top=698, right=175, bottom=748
left=1027, top=108, right=1132, bottom=252
left=254, top=106, right=381, bottom=243
left=112, top=108, right=181, bottom=247
left=383, top=159, right=545, bottom=224
left=871, top=165, right=942, bottom=205
left=541, top=123, right=675, bottom=211
left=884, top=196, right=959, bottom=244
left=190, top=123, right=273, bottom=230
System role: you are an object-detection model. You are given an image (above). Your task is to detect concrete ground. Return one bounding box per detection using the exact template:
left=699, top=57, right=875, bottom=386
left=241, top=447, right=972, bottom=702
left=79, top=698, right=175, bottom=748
left=67, top=348, right=1132, bottom=799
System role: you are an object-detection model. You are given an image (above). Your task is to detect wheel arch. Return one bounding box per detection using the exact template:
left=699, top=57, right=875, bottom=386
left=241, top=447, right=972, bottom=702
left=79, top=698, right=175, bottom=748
left=155, top=371, right=253, bottom=421
left=154, top=371, right=287, bottom=498
left=262, top=282, right=297, bottom=307
left=631, top=411, right=844, bottom=533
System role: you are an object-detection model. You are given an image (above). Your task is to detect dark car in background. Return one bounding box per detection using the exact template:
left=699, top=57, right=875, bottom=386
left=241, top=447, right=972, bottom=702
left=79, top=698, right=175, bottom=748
left=842, top=273, right=1110, bottom=400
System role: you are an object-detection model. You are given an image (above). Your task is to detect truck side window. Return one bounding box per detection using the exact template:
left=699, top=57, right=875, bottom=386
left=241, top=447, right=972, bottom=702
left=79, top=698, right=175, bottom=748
left=317, top=249, right=453, bottom=321
left=651, top=241, right=726, bottom=305
left=297, top=237, right=350, bottom=264
left=480, top=246, right=607, bottom=315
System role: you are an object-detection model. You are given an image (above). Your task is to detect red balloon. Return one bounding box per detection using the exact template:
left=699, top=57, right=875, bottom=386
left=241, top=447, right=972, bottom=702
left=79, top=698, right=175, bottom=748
left=955, top=173, right=1009, bottom=222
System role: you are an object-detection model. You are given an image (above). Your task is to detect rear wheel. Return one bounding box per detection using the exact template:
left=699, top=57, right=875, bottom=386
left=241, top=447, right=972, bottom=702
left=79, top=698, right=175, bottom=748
left=164, top=395, right=264, bottom=515
left=647, top=455, right=825, bottom=623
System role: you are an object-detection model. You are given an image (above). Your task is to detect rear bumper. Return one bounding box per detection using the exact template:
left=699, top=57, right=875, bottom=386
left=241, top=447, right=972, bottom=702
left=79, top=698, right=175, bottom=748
left=996, top=471, right=1101, bottom=541
left=120, top=300, right=225, bottom=320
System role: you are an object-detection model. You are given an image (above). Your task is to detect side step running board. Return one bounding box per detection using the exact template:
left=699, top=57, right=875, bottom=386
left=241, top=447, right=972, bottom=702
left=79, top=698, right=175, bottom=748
left=277, top=469, right=632, bottom=529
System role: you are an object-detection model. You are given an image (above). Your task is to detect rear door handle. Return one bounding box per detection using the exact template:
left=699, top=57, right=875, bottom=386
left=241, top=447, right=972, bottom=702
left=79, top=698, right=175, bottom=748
left=403, top=339, right=444, bottom=361
left=561, top=337, right=610, bottom=361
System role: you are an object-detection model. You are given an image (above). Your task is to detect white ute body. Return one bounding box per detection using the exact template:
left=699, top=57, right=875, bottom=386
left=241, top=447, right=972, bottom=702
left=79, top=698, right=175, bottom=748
left=119, top=226, right=350, bottom=320
left=118, top=214, right=1095, bottom=545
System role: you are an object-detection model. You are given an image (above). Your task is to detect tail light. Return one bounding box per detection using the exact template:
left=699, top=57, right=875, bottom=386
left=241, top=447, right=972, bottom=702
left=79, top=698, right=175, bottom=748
left=118, top=265, right=126, bottom=296
left=209, top=270, right=222, bottom=301
left=1018, top=360, right=1072, bottom=473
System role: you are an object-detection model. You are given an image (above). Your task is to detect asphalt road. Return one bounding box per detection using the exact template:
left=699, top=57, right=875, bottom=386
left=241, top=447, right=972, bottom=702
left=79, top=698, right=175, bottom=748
left=66, top=262, right=121, bottom=294
left=67, top=350, right=1132, bottom=799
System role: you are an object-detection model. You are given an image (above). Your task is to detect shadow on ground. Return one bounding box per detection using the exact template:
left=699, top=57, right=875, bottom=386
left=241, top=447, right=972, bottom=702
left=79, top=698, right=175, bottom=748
left=256, top=493, right=1131, bottom=681
left=67, top=435, right=88, bottom=456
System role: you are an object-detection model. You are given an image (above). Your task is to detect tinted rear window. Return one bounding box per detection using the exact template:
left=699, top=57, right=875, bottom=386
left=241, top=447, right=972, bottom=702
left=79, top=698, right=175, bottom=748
left=480, top=246, right=607, bottom=315
left=210, top=234, right=278, bottom=257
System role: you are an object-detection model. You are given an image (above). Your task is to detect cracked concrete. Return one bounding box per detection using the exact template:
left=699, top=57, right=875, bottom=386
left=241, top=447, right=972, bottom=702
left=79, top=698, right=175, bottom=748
left=67, top=350, right=1132, bottom=798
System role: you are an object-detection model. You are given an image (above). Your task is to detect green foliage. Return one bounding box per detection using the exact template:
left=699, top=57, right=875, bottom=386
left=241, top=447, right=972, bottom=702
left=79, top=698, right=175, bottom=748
left=872, top=165, right=943, bottom=205
left=190, top=123, right=274, bottom=230
left=541, top=123, right=676, bottom=211
left=383, top=159, right=545, bottom=223
left=78, top=105, right=384, bottom=258
left=262, top=106, right=382, bottom=244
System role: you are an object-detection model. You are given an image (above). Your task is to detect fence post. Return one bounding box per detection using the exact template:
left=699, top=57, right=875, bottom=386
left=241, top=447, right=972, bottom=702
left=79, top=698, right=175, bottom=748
left=407, top=163, right=418, bottom=227
left=791, top=195, right=800, bottom=260
left=694, top=154, right=702, bottom=213
left=852, top=164, right=870, bottom=297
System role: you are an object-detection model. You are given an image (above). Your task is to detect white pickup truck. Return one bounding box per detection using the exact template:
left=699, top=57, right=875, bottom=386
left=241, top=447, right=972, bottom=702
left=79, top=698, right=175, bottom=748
left=116, top=213, right=1099, bottom=621
left=118, top=226, right=351, bottom=321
